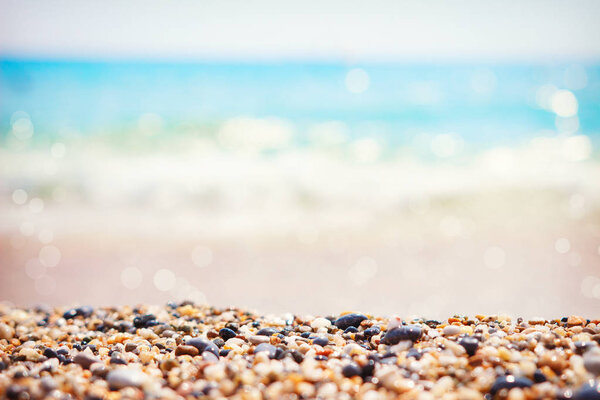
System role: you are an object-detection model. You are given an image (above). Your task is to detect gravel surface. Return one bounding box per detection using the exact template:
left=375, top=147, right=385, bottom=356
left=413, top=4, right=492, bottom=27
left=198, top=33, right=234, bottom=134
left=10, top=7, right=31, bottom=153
left=1, top=303, right=600, bottom=399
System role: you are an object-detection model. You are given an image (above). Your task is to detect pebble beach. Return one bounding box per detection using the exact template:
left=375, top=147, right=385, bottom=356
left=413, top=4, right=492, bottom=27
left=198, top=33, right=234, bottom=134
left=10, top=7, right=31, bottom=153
left=1, top=303, right=600, bottom=399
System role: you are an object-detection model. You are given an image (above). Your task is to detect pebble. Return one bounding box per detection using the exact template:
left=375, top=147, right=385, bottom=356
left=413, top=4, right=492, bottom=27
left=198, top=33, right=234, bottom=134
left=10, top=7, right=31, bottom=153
left=341, top=362, right=362, bottom=378
left=73, top=352, right=98, bottom=369
left=175, top=345, right=199, bottom=357
left=311, top=318, right=332, bottom=330
left=490, top=375, right=533, bottom=395
left=186, top=338, right=220, bottom=357
left=249, top=335, right=270, bottom=345
left=0, top=323, right=14, bottom=340
left=381, top=325, right=422, bottom=345
left=573, top=381, right=600, bottom=400
left=254, top=343, right=277, bottom=359
left=458, top=336, right=479, bottom=356
left=312, top=337, right=329, bottom=347
left=584, top=351, right=600, bottom=376
left=219, top=328, right=237, bottom=341
left=106, top=368, right=148, bottom=390
left=256, top=327, right=279, bottom=336
left=334, top=313, right=367, bottom=330
left=443, top=325, right=461, bottom=336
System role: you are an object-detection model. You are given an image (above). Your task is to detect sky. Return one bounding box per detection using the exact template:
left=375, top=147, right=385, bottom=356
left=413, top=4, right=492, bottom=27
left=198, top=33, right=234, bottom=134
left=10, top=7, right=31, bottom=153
left=1, top=0, right=600, bottom=62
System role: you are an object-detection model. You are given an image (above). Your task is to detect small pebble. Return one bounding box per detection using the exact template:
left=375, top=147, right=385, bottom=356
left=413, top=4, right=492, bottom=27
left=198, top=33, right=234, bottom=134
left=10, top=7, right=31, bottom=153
left=458, top=336, right=479, bottom=356
left=0, top=323, right=14, bottom=340
left=334, top=314, right=367, bottom=330
left=342, top=363, right=361, bottom=378
left=106, top=368, right=148, bottom=390
left=443, top=325, right=461, bottom=336
left=73, top=352, right=98, bottom=369
left=219, top=328, right=237, bottom=341
left=381, top=325, right=422, bottom=345
left=254, top=343, right=277, bottom=359
left=175, top=345, right=199, bottom=357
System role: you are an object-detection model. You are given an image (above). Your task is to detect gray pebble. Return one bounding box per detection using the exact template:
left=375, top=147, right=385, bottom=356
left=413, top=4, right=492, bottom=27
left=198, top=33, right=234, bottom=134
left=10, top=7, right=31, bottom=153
left=106, top=368, right=148, bottom=390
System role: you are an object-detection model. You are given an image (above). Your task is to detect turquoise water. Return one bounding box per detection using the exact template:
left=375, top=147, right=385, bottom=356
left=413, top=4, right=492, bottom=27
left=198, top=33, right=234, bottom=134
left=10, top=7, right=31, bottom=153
left=1, top=59, right=599, bottom=148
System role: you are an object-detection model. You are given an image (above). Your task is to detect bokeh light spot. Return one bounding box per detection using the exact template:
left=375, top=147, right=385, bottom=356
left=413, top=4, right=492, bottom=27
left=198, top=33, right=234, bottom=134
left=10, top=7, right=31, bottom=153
left=12, top=189, right=28, bottom=205
left=551, top=90, right=578, bottom=117
left=154, top=269, right=176, bottom=291
left=345, top=68, right=370, bottom=94
left=555, top=238, right=571, bottom=254
left=39, top=245, right=61, bottom=268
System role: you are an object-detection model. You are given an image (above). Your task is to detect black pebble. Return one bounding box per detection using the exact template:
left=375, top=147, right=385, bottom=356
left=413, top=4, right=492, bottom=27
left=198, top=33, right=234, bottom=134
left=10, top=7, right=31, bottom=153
left=290, top=350, right=304, bottom=363
left=219, top=328, right=236, bottom=341
left=361, top=360, right=375, bottom=378
left=300, top=332, right=311, bottom=338
left=186, top=338, right=220, bottom=357
left=219, top=349, right=231, bottom=357
left=62, top=309, right=79, bottom=319
left=43, top=348, right=58, bottom=359
left=256, top=327, right=278, bottom=336
left=254, top=343, right=277, bottom=359
left=458, top=336, right=479, bottom=356
left=381, top=325, right=422, bottom=345
left=364, top=326, right=381, bottom=337
left=335, top=314, right=367, bottom=330
left=344, top=326, right=359, bottom=334
left=490, top=375, right=533, bottom=395
left=533, top=369, right=547, bottom=383
left=342, top=363, right=362, bottom=377
left=0, top=361, right=6, bottom=371
left=312, top=337, right=329, bottom=346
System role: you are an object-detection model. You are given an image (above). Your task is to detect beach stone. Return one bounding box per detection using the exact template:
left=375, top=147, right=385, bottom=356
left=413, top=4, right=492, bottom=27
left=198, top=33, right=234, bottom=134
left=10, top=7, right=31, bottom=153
left=312, top=337, right=329, bottom=347
left=249, top=335, right=270, bottom=345
left=0, top=323, right=14, bottom=340
left=335, top=314, right=367, bottom=330
left=342, top=363, right=361, bottom=378
left=490, top=375, right=533, bottom=396
left=254, top=343, right=277, bottom=359
left=443, top=325, right=461, bottom=336
left=107, top=368, right=148, bottom=390
left=568, top=316, right=587, bottom=327
left=175, top=345, right=199, bottom=357
left=186, top=338, right=219, bottom=357
left=202, top=351, right=219, bottom=363
left=256, top=327, right=278, bottom=336
left=573, top=382, right=600, bottom=400
left=219, top=328, right=236, bottom=341
left=381, top=325, right=422, bottom=345
left=311, top=318, right=332, bottom=330
left=74, top=352, right=98, bottom=369
left=584, top=351, right=600, bottom=376
left=458, top=336, right=479, bottom=356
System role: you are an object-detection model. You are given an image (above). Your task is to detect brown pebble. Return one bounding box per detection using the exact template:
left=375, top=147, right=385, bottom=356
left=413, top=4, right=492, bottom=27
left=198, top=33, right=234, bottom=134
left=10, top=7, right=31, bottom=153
left=160, top=358, right=179, bottom=372
left=175, top=345, right=199, bottom=356
left=567, top=316, right=586, bottom=327
left=125, top=343, right=138, bottom=352
left=539, top=351, right=568, bottom=373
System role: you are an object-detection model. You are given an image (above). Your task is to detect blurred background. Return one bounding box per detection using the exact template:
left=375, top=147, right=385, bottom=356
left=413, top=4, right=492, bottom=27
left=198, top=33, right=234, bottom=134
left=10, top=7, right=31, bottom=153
left=1, top=0, right=600, bottom=318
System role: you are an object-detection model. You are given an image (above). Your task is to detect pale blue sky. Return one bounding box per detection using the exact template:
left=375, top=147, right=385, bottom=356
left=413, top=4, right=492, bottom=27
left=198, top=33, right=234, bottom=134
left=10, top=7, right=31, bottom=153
left=1, top=0, right=600, bottom=61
